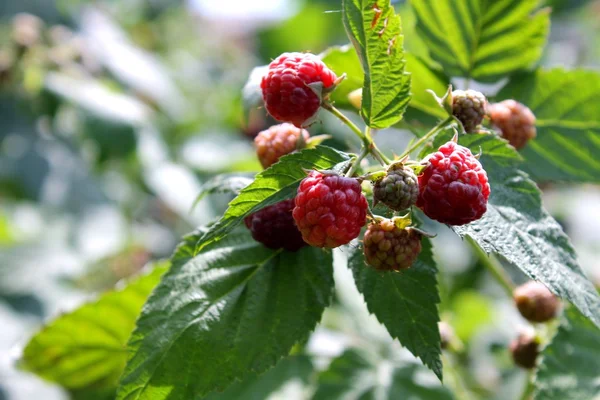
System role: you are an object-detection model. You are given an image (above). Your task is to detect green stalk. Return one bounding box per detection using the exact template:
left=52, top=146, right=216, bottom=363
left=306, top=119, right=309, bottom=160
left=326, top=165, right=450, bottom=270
left=345, top=147, right=370, bottom=177
left=467, top=236, right=515, bottom=297
left=398, top=116, right=454, bottom=159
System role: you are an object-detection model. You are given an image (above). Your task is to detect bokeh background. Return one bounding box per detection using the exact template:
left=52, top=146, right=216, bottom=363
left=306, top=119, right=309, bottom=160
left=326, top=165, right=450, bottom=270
left=0, top=0, right=599, bottom=399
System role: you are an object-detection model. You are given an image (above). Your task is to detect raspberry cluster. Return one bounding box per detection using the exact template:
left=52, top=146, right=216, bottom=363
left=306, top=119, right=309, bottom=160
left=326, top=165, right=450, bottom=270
left=417, top=141, right=490, bottom=225
left=254, top=123, right=309, bottom=168
left=363, top=219, right=422, bottom=271
left=293, top=171, right=367, bottom=248
left=261, top=52, right=337, bottom=128
left=488, top=100, right=536, bottom=149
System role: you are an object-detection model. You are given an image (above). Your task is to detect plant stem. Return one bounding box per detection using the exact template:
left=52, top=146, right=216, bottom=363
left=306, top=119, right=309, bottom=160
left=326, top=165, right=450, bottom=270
left=398, top=116, right=454, bottom=159
left=346, top=147, right=370, bottom=177
left=322, top=102, right=366, bottom=142
left=518, top=370, right=535, bottom=400
left=442, top=353, right=475, bottom=400
left=467, top=236, right=515, bottom=297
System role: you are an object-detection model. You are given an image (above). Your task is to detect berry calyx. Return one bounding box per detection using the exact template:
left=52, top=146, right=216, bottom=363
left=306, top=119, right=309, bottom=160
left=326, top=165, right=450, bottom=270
left=254, top=123, right=309, bottom=169
left=488, top=100, right=536, bottom=149
left=293, top=171, right=367, bottom=248
left=363, top=219, right=422, bottom=271
left=510, top=331, right=540, bottom=369
left=417, top=141, right=490, bottom=225
left=244, top=199, right=306, bottom=252
left=373, top=163, right=419, bottom=211
left=513, top=281, right=560, bottom=323
left=261, top=52, right=338, bottom=128
left=452, top=89, right=487, bottom=133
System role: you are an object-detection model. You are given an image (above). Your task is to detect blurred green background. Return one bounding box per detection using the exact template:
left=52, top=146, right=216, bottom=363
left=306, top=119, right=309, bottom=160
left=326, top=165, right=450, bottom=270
left=0, top=0, right=599, bottom=399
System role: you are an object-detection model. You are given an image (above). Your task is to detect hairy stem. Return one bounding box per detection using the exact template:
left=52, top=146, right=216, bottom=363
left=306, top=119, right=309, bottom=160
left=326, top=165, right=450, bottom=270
left=518, top=370, right=535, bottom=400
left=467, top=236, right=515, bottom=297
left=398, top=116, right=454, bottom=159
left=442, top=353, right=476, bottom=400
left=346, top=147, right=370, bottom=177
left=322, top=102, right=366, bottom=142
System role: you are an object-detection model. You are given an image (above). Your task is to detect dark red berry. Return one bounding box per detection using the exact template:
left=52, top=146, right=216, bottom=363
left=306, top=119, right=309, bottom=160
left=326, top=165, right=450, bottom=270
left=513, top=281, right=560, bottom=323
left=510, top=331, right=540, bottom=369
left=260, top=52, right=337, bottom=128
left=363, top=219, right=422, bottom=271
left=254, top=123, right=309, bottom=169
left=293, top=171, right=367, bottom=248
left=417, top=141, right=490, bottom=225
left=244, top=199, right=306, bottom=251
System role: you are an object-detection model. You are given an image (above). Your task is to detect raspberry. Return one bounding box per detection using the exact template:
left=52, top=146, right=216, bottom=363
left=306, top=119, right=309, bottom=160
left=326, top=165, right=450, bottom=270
left=261, top=52, right=338, bottom=128
left=254, top=123, right=309, bottom=169
left=513, top=281, right=560, bottom=323
left=489, top=100, right=536, bottom=149
left=244, top=199, right=306, bottom=252
left=373, top=164, right=419, bottom=211
left=293, top=171, right=367, bottom=248
left=439, top=322, right=455, bottom=350
left=363, top=219, right=422, bottom=271
left=452, top=89, right=487, bottom=133
left=510, top=331, right=540, bottom=369
left=417, top=141, right=490, bottom=225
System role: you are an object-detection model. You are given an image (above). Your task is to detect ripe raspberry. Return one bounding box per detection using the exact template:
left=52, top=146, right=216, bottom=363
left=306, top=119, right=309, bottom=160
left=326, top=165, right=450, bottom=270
left=510, top=331, right=540, bottom=369
left=261, top=52, right=338, bottom=128
left=513, top=281, right=560, bottom=323
left=417, top=141, right=490, bottom=225
left=254, top=123, right=309, bottom=169
left=452, top=89, right=487, bottom=133
left=373, top=164, right=419, bottom=211
left=244, top=199, right=306, bottom=252
left=363, top=219, right=422, bottom=271
left=488, top=100, right=536, bottom=149
left=293, top=171, right=367, bottom=248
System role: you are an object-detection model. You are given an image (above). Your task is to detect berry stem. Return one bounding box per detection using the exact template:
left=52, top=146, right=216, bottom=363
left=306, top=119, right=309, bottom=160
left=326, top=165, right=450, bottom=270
left=518, top=370, right=535, bottom=400
left=442, top=353, right=476, bottom=400
left=398, top=116, right=454, bottom=159
left=322, top=102, right=366, bottom=141
left=345, top=147, right=370, bottom=177
left=467, top=237, right=515, bottom=296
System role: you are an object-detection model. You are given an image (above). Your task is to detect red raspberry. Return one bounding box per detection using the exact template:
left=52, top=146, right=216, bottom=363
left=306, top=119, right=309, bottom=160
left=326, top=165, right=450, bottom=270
left=513, top=281, right=560, bottom=323
left=510, top=331, right=540, bottom=369
left=417, top=141, right=490, bottom=225
left=261, top=52, right=337, bottom=128
left=293, top=171, right=367, bottom=248
left=488, top=100, right=536, bottom=149
left=363, top=219, right=422, bottom=271
left=254, top=123, right=309, bottom=169
left=244, top=199, right=306, bottom=252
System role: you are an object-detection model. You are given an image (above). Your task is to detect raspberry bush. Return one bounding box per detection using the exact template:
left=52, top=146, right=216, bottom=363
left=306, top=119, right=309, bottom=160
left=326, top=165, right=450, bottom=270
left=16, top=1, right=600, bottom=400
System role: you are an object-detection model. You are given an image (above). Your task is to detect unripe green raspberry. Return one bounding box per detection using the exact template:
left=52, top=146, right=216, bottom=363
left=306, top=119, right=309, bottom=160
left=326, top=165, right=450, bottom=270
left=373, top=164, right=419, bottom=211
left=452, top=89, right=487, bottom=133
left=363, top=219, right=422, bottom=271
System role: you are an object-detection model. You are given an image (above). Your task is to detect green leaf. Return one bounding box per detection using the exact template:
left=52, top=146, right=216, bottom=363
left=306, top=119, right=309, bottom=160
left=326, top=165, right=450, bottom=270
left=534, top=307, right=600, bottom=400
left=191, top=173, right=255, bottom=210
left=204, top=355, right=314, bottom=400
left=442, top=133, right=600, bottom=329
left=116, top=229, right=334, bottom=400
left=20, top=262, right=169, bottom=390
left=406, top=53, right=449, bottom=119
left=347, top=237, right=443, bottom=379
left=194, top=146, right=350, bottom=252
left=496, top=68, right=600, bottom=182
left=343, top=0, right=411, bottom=128
left=320, top=45, right=364, bottom=108
left=313, top=349, right=453, bottom=399
left=411, top=0, right=550, bottom=82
